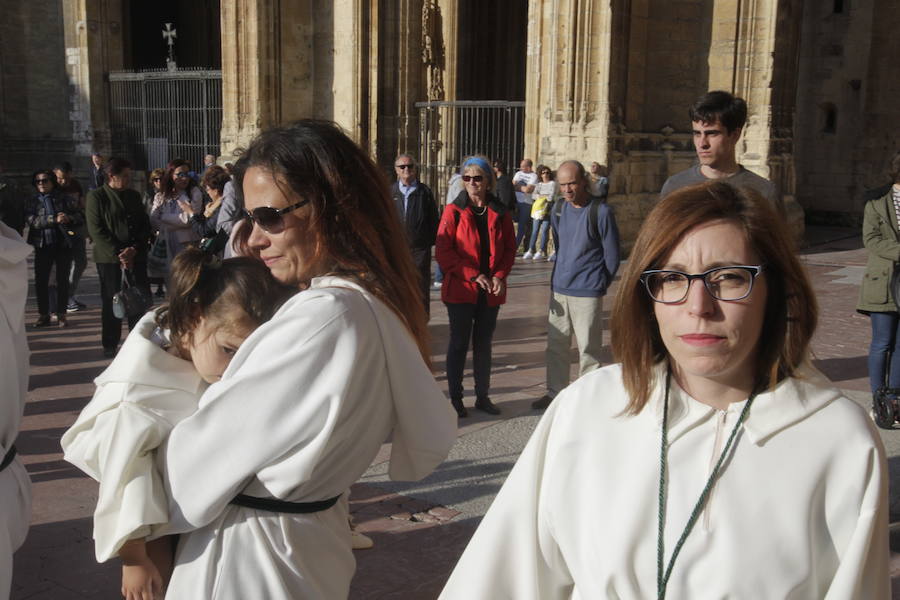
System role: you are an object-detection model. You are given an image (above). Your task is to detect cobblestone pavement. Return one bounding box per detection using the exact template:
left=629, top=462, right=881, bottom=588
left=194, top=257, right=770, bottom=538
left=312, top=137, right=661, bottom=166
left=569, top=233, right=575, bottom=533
left=10, top=226, right=900, bottom=599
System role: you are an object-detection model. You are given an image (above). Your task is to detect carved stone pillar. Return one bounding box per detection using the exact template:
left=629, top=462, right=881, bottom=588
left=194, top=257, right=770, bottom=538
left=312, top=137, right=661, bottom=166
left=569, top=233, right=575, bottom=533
left=62, top=0, right=123, bottom=157
left=218, top=0, right=282, bottom=159
left=524, top=0, right=612, bottom=167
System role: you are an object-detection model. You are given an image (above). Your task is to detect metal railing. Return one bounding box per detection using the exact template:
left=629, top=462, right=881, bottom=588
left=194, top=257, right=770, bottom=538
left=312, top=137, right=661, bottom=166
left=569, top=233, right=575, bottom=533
left=108, top=68, right=222, bottom=172
left=416, top=100, right=525, bottom=203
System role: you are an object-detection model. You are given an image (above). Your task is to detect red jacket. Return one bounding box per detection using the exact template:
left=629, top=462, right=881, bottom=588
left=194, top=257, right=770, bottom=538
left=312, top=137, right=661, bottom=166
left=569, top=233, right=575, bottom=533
left=435, top=192, right=516, bottom=306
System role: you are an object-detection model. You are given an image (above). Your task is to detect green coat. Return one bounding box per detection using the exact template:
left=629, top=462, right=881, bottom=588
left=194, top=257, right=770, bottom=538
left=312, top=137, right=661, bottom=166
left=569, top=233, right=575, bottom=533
left=85, top=185, right=151, bottom=264
left=858, top=190, right=900, bottom=313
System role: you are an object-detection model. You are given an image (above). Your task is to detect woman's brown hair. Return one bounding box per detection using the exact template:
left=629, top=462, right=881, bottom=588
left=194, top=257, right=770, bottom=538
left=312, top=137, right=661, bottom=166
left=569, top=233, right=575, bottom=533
left=610, top=181, right=817, bottom=414
left=157, top=247, right=295, bottom=355
left=234, top=119, right=432, bottom=364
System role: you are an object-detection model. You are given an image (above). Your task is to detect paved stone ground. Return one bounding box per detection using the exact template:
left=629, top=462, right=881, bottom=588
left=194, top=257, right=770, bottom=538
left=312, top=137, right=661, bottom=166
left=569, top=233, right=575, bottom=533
left=9, top=226, right=900, bottom=599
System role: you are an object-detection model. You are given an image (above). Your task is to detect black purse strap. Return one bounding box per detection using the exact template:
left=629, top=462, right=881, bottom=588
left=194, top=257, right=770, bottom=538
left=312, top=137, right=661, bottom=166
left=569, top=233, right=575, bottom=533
left=0, top=444, right=17, bottom=472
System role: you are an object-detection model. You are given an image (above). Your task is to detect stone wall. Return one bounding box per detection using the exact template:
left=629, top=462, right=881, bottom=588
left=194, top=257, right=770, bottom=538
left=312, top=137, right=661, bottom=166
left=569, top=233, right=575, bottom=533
left=0, top=0, right=74, bottom=176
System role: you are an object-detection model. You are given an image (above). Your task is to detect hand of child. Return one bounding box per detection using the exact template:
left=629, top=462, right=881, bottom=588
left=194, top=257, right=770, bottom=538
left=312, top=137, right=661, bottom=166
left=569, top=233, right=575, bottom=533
left=121, top=559, right=164, bottom=600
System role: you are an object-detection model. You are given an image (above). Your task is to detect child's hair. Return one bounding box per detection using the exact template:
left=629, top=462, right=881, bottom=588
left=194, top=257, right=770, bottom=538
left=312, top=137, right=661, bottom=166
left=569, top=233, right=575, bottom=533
left=157, top=247, right=296, bottom=354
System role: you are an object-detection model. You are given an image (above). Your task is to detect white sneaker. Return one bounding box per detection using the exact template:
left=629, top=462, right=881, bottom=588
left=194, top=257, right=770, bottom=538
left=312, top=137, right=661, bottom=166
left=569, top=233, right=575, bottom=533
left=548, top=252, right=556, bottom=262
left=523, top=251, right=534, bottom=259
left=351, top=530, right=374, bottom=549
left=533, top=251, right=544, bottom=260
left=433, top=281, right=442, bottom=288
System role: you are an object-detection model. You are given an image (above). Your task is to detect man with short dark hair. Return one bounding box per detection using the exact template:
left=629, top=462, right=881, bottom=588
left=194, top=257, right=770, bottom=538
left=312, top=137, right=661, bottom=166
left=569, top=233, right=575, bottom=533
left=661, top=91, right=783, bottom=215
left=533, top=160, right=620, bottom=410
left=88, top=153, right=105, bottom=191
left=391, top=154, right=440, bottom=316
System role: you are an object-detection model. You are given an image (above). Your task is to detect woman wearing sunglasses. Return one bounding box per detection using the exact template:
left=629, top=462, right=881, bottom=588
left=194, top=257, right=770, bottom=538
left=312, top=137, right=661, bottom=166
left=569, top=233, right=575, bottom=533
left=156, top=120, right=456, bottom=599
left=149, top=158, right=203, bottom=277
left=435, top=156, right=517, bottom=418
left=24, top=170, right=83, bottom=327
left=441, top=181, right=888, bottom=599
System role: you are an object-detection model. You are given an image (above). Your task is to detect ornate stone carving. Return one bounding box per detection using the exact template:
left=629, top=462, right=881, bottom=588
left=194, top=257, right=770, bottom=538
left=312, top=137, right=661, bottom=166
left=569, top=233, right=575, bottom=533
left=422, top=0, right=444, bottom=101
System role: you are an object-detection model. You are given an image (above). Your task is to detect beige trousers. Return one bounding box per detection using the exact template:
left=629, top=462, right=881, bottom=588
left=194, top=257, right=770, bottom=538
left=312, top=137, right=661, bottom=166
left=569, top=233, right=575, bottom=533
left=545, top=292, right=604, bottom=396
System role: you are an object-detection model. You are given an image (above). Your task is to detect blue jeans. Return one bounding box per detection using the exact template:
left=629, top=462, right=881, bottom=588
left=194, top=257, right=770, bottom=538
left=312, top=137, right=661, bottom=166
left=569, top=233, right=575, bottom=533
left=868, top=312, right=900, bottom=393
left=528, top=218, right=551, bottom=253
left=435, top=263, right=443, bottom=283
left=514, top=203, right=533, bottom=251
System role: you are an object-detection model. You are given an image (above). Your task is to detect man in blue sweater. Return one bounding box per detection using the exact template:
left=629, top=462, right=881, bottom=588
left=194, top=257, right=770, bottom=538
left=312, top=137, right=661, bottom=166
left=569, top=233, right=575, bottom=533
left=532, top=160, right=620, bottom=410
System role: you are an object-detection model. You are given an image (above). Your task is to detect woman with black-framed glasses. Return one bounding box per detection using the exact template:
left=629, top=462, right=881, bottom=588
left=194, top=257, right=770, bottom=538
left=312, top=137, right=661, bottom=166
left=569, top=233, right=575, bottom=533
left=157, top=120, right=456, bottom=599
left=441, top=181, right=888, bottom=599
left=24, top=170, right=83, bottom=327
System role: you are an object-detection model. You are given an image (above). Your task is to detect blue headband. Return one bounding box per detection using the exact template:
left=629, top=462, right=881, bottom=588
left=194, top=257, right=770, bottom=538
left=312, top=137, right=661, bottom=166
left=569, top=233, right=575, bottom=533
left=462, top=157, right=492, bottom=175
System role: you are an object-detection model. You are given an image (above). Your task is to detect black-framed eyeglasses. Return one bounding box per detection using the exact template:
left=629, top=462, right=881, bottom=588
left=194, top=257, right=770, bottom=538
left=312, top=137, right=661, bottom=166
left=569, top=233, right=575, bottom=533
left=395, top=164, right=415, bottom=170
left=462, top=175, right=484, bottom=183
left=640, top=265, right=764, bottom=304
left=34, top=178, right=52, bottom=184
left=151, top=177, right=162, bottom=182
left=174, top=171, right=191, bottom=179
left=242, top=199, right=310, bottom=233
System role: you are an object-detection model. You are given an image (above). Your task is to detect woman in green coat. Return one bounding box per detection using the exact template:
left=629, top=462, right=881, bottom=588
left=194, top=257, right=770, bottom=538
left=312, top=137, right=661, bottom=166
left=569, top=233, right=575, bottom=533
left=858, top=153, right=900, bottom=400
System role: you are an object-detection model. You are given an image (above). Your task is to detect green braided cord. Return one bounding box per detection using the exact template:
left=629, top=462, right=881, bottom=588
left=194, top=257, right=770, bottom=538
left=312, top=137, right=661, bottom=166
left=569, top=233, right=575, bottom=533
left=656, top=369, right=671, bottom=593
left=656, top=378, right=756, bottom=600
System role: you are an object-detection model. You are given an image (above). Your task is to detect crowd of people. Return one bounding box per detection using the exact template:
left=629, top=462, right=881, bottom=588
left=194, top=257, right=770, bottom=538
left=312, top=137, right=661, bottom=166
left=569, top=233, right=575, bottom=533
left=0, top=89, right=893, bottom=599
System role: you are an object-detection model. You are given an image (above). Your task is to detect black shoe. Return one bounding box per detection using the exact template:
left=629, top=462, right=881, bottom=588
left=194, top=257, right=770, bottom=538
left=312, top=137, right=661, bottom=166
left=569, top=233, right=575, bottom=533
left=66, top=299, right=86, bottom=313
left=32, top=315, right=52, bottom=328
left=474, top=397, right=501, bottom=415
left=450, top=398, right=468, bottom=418
left=531, top=394, right=553, bottom=410
left=102, top=347, right=117, bottom=359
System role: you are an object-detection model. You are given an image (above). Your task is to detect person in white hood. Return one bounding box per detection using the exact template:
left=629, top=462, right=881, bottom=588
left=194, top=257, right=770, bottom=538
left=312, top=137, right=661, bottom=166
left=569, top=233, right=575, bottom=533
left=440, top=181, right=889, bottom=599
left=0, top=222, right=32, bottom=598
left=158, top=120, right=457, bottom=600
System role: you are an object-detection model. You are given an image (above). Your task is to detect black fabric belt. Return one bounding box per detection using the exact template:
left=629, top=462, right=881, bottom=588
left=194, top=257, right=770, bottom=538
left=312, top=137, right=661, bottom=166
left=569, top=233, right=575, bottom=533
left=230, top=493, right=341, bottom=514
left=0, top=445, right=17, bottom=473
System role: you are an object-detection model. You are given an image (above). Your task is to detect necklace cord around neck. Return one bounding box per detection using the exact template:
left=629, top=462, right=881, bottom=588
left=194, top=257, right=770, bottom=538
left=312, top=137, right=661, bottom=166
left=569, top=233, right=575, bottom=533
left=656, top=368, right=756, bottom=599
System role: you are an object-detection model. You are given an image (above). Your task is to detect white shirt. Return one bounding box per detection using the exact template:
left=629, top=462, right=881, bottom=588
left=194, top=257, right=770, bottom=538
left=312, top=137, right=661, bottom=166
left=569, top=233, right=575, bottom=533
left=513, top=170, right=539, bottom=205
left=61, top=312, right=205, bottom=561
left=440, top=364, right=889, bottom=599
left=398, top=179, right=418, bottom=214
left=0, top=223, right=32, bottom=598
left=159, top=277, right=457, bottom=599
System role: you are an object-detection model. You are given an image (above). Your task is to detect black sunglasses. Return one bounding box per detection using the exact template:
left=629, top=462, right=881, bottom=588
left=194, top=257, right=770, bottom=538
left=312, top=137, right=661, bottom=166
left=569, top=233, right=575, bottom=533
left=151, top=177, right=162, bottom=182
left=34, top=178, right=52, bottom=184
left=242, top=199, right=310, bottom=233
left=395, top=164, right=415, bottom=170
left=462, top=175, right=484, bottom=183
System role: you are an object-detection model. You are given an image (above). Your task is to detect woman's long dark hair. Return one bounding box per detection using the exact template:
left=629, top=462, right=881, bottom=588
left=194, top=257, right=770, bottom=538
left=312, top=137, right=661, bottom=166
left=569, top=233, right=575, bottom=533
left=161, top=158, right=197, bottom=198
left=235, top=119, right=432, bottom=364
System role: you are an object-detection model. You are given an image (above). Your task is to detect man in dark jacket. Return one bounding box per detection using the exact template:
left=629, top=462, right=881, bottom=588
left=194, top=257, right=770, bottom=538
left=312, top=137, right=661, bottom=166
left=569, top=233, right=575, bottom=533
left=493, top=160, right=517, bottom=211
left=85, top=157, right=151, bottom=357
left=391, top=154, right=440, bottom=316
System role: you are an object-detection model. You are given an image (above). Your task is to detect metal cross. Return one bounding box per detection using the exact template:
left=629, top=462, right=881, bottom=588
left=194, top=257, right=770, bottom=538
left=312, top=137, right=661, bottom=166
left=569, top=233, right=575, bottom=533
left=162, top=23, right=177, bottom=64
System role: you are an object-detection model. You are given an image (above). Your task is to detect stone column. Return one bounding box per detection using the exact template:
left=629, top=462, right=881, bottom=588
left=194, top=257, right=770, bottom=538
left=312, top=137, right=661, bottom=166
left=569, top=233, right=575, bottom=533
left=523, top=0, right=612, bottom=167
left=62, top=0, right=123, bottom=158
left=219, top=0, right=283, bottom=159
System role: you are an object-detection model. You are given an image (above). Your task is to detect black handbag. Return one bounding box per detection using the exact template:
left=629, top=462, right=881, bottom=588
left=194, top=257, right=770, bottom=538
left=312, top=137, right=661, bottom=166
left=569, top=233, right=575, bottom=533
left=112, top=268, right=152, bottom=320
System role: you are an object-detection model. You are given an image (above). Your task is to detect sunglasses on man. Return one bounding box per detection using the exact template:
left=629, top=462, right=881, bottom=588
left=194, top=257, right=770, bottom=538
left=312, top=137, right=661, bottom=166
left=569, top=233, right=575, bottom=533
left=242, top=198, right=311, bottom=233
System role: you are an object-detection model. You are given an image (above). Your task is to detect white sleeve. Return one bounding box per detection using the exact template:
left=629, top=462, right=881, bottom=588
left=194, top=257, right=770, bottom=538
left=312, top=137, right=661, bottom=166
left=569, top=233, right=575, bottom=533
left=439, top=402, right=574, bottom=600
left=823, top=434, right=890, bottom=599
left=62, top=397, right=172, bottom=562
left=161, top=297, right=364, bottom=532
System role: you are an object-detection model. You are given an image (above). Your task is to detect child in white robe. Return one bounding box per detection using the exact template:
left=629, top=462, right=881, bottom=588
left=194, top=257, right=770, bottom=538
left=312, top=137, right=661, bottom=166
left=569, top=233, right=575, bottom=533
left=61, top=248, right=294, bottom=600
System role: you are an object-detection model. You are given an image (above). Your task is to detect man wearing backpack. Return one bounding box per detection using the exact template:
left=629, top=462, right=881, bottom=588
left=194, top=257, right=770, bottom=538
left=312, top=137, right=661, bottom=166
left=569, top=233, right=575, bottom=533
left=532, top=160, right=620, bottom=410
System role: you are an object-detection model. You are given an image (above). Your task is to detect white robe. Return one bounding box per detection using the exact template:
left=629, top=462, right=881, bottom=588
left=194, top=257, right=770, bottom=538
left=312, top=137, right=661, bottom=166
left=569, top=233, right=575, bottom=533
left=0, top=222, right=32, bottom=598
left=61, top=311, right=206, bottom=562
left=160, top=276, right=457, bottom=600
left=440, top=364, right=890, bottom=599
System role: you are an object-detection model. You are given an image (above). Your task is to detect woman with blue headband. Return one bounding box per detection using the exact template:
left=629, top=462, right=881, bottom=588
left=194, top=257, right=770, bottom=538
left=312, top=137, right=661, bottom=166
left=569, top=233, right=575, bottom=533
left=435, top=155, right=517, bottom=417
